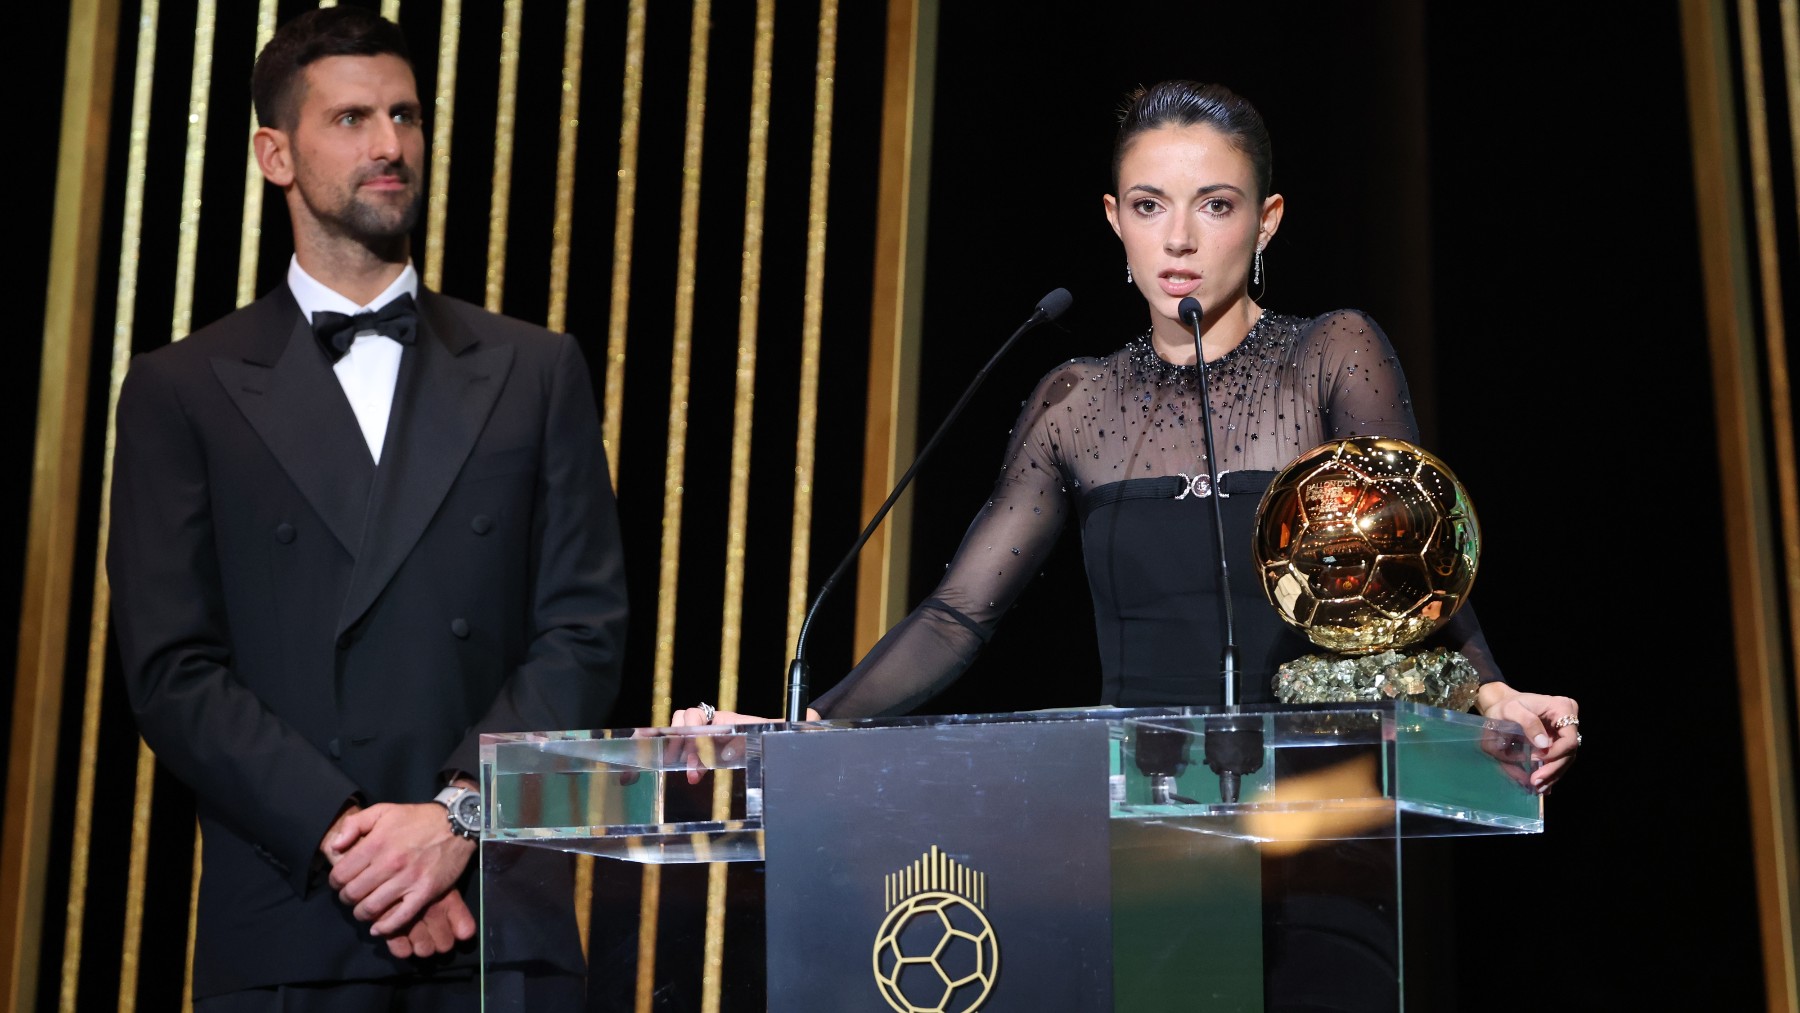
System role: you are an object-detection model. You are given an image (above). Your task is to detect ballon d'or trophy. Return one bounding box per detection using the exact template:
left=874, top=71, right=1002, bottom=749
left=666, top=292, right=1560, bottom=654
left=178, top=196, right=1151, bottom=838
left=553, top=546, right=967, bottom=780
left=1252, top=435, right=1482, bottom=711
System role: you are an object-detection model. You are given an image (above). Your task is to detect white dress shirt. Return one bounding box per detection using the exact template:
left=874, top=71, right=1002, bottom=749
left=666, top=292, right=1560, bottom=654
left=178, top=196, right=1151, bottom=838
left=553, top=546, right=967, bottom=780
left=287, top=256, right=420, bottom=464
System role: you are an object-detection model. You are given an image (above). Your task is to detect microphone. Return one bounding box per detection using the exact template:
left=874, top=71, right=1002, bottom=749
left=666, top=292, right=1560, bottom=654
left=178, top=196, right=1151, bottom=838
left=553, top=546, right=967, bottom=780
left=1176, top=296, right=1262, bottom=804
left=784, top=288, right=1075, bottom=721
left=1177, top=296, right=1238, bottom=695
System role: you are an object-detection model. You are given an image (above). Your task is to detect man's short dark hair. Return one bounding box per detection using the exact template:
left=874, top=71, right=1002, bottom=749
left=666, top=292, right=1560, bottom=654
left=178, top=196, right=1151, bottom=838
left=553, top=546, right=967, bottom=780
left=251, top=7, right=412, bottom=131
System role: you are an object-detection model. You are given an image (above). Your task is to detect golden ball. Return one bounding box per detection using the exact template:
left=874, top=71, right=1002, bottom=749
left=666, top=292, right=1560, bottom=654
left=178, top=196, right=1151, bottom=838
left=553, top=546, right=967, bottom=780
left=1253, top=436, right=1480, bottom=655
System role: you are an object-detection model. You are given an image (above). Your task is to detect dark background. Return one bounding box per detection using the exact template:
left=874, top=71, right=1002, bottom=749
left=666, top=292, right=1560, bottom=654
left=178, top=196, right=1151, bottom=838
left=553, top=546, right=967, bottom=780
left=7, top=1, right=1772, bottom=1010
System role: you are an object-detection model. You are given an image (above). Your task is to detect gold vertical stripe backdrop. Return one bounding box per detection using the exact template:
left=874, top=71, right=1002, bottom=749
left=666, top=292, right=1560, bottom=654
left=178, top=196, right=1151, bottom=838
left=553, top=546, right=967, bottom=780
left=1681, top=2, right=1800, bottom=1009
left=423, top=0, right=460, bottom=290
left=603, top=0, right=647, bottom=474
left=603, top=0, right=645, bottom=476
left=58, top=0, right=177, bottom=1005
left=178, top=826, right=201, bottom=1013
left=109, top=3, right=162, bottom=1008
left=854, top=0, right=936, bottom=655
left=546, top=0, right=585, bottom=336
left=1737, top=1, right=1800, bottom=1005
left=120, top=743, right=157, bottom=1013
left=170, top=0, right=217, bottom=341
left=1739, top=0, right=1800, bottom=1006
left=715, top=0, right=776, bottom=732
left=1738, top=0, right=1800, bottom=760
left=639, top=2, right=714, bottom=1004
left=651, top=0, right=713, bottom=853
left=703, top=3, right=776, bottom=1008
left=632, top=864, right=661, bottom=1013
left=1787, top=0, right=1800, bottom=213
left=234, top=0, right=280, bottom=309
left=1776, top=0, right=1800, bottom=746
left=3, top=0, right=117, bottom=1008
left=483, top=0, right=522, bottom=311
left=785, top=0, right=838, bottom=664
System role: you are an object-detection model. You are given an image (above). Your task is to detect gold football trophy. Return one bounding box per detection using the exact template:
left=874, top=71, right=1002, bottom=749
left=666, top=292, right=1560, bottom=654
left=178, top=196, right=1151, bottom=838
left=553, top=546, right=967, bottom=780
left=1252, top=436, right=1483, bottom=710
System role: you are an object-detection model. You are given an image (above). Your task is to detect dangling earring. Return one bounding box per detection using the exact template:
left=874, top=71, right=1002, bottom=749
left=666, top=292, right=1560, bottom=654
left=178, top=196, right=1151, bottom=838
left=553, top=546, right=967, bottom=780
left=1253, top=247, right=1264, bottom=286
left=1125, top=261, right=1134, bottom=285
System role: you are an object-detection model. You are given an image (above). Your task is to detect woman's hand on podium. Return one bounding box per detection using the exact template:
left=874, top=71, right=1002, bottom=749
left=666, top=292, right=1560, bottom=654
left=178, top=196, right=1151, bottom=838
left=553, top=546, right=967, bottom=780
left=617, top=722, right=741, bottom=787
left=661, top=705, right=822, bottom=784
left=670, top=705, right=778, bottom=729
left=1475, top=683, right=1580, bottom=794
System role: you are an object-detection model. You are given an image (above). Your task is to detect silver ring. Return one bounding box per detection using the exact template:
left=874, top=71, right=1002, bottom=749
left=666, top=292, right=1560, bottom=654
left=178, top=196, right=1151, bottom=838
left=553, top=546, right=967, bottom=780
left=1576, top=732, right=1583, bottom=748
left=1551, top=715, right=1579, bottom=729
left=698, top=702, right=716, bottom=725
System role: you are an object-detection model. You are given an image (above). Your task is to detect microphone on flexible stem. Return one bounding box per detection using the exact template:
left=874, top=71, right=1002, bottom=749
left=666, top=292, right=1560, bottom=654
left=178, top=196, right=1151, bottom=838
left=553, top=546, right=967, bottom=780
left=1178, top=297, right=1239, bottom=699
left=784, top=288, right=1075, bottom=721
left=1179, top=296, right=1262, bottom=805
left=1132, top=296, right=1254, bottom=804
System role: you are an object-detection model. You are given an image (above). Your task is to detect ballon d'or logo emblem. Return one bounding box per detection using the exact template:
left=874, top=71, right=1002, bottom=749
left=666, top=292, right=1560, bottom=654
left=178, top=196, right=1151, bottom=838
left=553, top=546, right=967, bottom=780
left=871, top=845, right=999, bottom=1013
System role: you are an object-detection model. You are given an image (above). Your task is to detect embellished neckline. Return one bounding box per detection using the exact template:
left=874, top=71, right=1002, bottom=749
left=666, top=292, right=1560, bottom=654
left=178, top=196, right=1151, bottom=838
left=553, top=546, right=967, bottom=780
left=1126, top=310, right=1278, bottom=382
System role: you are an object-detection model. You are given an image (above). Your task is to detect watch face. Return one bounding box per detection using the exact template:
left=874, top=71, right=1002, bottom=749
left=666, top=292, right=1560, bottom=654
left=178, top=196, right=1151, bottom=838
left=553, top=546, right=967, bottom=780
left=453, top=793, right=482, bottom=831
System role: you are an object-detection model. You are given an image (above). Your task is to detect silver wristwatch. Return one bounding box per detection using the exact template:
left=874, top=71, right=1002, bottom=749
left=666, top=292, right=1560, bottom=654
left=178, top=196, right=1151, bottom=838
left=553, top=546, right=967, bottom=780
left=433, top=784, right=483, bottom=841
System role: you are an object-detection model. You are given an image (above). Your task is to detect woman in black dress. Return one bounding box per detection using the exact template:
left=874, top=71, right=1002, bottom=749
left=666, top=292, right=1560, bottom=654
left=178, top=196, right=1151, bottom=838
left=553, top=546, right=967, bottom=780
left=682, top=80, right=1581, bottom=790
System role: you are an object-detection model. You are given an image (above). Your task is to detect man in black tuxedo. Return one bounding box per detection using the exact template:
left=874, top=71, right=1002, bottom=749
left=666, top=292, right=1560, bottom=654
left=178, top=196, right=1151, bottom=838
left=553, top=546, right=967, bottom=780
left=105, top=8, right=627, bottom=1009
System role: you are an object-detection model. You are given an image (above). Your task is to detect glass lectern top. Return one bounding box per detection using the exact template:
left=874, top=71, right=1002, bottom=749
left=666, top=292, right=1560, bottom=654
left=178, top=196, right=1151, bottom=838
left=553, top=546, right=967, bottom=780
left=479, top=702, right=1542, bottom=865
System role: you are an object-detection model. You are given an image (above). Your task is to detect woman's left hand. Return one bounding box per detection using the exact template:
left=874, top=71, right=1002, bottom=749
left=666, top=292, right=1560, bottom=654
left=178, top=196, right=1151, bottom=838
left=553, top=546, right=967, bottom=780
left=1476, top=683, right=1580, bottom=793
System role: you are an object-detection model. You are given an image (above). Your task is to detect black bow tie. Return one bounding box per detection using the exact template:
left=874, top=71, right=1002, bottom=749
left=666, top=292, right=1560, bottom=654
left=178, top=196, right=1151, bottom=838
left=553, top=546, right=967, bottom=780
left=312, top=292, right=418, bottom=362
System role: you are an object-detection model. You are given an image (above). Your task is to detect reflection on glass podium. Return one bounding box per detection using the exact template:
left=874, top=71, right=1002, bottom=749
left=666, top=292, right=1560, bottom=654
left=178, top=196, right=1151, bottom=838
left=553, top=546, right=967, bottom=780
left=480, top=702, right=1541, bottom=1011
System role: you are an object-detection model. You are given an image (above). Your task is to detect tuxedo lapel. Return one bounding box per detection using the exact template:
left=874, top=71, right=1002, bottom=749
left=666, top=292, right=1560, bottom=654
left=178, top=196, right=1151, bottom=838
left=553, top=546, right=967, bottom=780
left=210, top=290, right=374, bottom=558
left=336, top=292, right=514, bottom=636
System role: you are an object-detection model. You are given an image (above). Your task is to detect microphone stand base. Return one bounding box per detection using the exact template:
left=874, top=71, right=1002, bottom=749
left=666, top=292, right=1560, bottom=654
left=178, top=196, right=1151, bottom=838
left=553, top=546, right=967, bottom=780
left=1203, top=713, right=1266, bottom=806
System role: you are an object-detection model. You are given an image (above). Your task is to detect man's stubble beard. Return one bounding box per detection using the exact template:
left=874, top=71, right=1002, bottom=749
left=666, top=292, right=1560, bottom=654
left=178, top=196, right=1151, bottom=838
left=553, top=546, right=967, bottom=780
left=298, top=161, right=423, bottom=251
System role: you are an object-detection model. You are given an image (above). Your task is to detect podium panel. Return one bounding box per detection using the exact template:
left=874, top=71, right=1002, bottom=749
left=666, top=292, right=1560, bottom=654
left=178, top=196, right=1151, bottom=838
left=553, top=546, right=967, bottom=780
left=761, top=719, right=1275, bottom=1010
left=480, top=702, right=1542, bottom=1010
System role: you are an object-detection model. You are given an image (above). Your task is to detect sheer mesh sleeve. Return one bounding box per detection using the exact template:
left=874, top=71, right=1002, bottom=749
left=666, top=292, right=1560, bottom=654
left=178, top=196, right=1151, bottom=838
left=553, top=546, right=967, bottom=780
left=1308, top=309, right=1420, bottom=444
left=811, top=362, right=1090, bottom=718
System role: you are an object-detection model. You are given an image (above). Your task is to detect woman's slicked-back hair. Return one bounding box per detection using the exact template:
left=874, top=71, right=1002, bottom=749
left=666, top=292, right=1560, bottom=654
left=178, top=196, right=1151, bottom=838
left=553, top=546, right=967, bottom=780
left=252, top=6, right=412, bottom=131
left=1111, top=80, right=1273, bottom=201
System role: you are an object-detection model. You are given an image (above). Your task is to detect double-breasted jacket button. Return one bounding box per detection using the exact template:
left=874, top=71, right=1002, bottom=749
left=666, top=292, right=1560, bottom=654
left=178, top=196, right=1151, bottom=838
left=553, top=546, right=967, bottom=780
left=274, top=523, right=296, bottom=544
left=450, top=618, right=471, bottom=639
left=328, top=737, right=342, bottom=759
left=471, top=515, right=493, bottom=535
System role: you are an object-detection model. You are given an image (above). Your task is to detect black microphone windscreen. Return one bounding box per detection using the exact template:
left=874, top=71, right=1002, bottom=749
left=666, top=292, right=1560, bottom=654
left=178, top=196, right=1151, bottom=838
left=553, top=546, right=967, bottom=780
left=1178, top=297, right=1203, bottom=326
left=1037, top=288, right=1074, bottom=322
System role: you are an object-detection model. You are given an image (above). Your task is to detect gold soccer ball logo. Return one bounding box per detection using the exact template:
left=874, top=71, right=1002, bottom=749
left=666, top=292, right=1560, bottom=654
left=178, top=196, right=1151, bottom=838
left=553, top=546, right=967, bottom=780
left=873, top=847, right=999, bottom=1013
left=872, top=892, right=998, bottom=1013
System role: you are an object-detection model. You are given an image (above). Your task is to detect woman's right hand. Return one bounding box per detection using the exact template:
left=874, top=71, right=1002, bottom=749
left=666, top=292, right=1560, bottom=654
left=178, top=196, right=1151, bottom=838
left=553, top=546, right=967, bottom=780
left=662, top=706, right=823, bottom=783
left=670, top=706, right=788, bottom=728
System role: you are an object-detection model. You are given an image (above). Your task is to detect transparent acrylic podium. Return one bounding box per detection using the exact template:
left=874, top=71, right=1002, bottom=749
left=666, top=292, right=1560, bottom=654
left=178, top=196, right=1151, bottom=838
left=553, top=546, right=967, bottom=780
left=479, top=702, right=1542, bottom=1011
